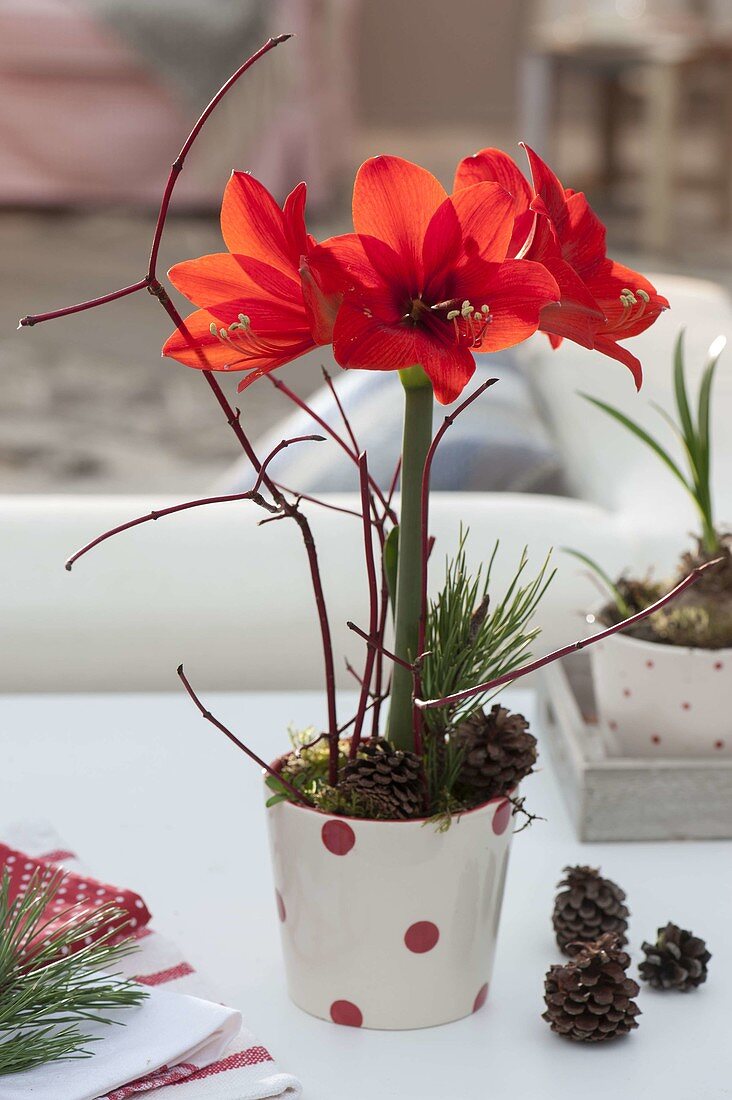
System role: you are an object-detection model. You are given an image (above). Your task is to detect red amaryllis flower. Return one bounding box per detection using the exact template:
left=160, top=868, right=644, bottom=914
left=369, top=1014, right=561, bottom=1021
left=454, top=146, right=669, bottom=388
left=310, top=155, right=559, bottom=404
left=162, top=173, right=337, bottom=391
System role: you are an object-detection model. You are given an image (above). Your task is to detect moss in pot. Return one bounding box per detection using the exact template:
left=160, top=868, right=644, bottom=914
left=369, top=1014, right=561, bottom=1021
left=570, top=332, right=732, bottom=756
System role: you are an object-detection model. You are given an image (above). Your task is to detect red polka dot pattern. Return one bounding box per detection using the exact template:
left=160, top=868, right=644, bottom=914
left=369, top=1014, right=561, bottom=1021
left=275, top=890, right=286, bottom=923
left=492, top=799, right=511, bottom=836
left=321, top=820, right=356, bottom=856
left=473, top=983, right=489, bottom=1012
left=0, top=843, right=151, bottom=954
left=330, top=1000, right=363, bottom=1027
left=714, top=661, right=724, bottom=671
left=715, top=739, right=725, bottom=750
left=404, top=921, right=440, bottom=953
left=651, top=734, right=661, bottom=745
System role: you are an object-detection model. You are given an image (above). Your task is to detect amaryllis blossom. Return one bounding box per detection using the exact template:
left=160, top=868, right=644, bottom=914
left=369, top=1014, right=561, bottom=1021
left=454, top=145, right=669, bottom=388
left=163, top=172, right=338, bottom=391
left=310, top=155, right=559, bottom=404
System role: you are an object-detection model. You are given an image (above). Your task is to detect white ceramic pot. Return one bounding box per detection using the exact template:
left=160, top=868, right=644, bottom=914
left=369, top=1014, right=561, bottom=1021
left=590, top=631, right=732, bottom=757
left=265, top=792, right=515, bottom=1030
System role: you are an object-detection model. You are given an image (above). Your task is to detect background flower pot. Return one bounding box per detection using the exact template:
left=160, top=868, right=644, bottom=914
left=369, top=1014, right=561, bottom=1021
left=265, top=791, right=515, bottom=1030
left=590, top=631, right=732, bottom=757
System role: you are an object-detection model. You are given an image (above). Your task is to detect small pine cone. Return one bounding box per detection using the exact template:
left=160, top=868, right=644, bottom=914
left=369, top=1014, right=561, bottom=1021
left=339, top=740, right=423, bottom=820
left=639, top=923, right=711, bottom=991
left=553, top=866, right=629, bottom=954
left=454, top=704, right=536, bottom=801
left=542, top=933, right=641, bottom=1043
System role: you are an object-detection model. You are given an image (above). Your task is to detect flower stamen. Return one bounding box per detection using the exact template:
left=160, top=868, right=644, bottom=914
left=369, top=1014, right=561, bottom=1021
left=437, top=299, right=492, bottom=349
left=605, top=287, right=652, bottom=334
left=209, top=314, right=285, bottom=366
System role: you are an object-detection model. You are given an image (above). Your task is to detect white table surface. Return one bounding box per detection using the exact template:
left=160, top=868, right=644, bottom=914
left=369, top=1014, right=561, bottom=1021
left=1, top=687, right=730, bottom=1099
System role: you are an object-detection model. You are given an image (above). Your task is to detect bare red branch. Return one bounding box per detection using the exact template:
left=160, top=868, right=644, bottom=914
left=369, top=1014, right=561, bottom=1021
left=18, top=36, right=291, bottom=329
left=349, top=453, right=380, bottom=756
left=268, top=375, right=397, bottom=524
left=177, top=664, right=314, bottom=807
left=416, top=557, right=723, bottom=711
left=346, top=620, right=414, bottom=673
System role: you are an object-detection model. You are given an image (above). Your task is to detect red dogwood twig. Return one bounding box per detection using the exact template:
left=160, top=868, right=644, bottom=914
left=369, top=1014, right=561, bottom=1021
left=349, top=453, right=380, bottom=756
left=346, top=621, right=415, bottom=674
left=273, top=485, right=364, bottom=520
left=177, top=664, right=315, bottom=807
left=18, top=34, right=343, bottom=785
left=322, top=367, right=360, bottom=455
left=66, top=491, right=275, bottom=571
left=250, top=434, right=324, bottom=493
left=416, top=558, right=723, bottom=711
left=268, top=375, right=397, bottom=524
left=64, top=435, right=323, bottom=570
left=18, top=35, right=292, bottom=329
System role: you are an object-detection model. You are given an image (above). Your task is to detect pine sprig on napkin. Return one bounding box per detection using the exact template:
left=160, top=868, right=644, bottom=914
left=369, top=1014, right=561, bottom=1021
left=0, top=868, right=147, bottom=1076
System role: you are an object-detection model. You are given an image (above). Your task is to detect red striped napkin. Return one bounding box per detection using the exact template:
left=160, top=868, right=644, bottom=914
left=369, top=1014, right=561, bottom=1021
left=1, top=825, right=301, bottom=1100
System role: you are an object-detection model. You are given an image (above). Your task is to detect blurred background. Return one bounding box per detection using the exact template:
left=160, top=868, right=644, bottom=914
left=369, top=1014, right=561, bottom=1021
left=2, top=0, right=732, bottom=496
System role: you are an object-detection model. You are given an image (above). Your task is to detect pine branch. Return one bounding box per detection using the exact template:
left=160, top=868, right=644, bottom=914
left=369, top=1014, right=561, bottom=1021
left=0, top=869, right=147, bottom=1077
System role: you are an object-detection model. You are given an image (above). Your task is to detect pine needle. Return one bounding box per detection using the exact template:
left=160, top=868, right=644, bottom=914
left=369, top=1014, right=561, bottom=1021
left=420, top=530, right=554, bottom=807
left=0, top=868, right=148, bottom=1077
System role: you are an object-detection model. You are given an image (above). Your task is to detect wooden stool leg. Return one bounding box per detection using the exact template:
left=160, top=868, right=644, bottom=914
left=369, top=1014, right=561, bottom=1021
left=599, top=74, right=622, bottom=197
left=720, top=59, right=732, bottom=228
left=642, top=60, right=681, bottom=253
left=519, top=51, right=557, bottom=160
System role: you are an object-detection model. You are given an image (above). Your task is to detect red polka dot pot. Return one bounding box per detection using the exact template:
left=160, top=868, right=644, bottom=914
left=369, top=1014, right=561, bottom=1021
left=265, top=790, right=515, bottom=1029
left=590, top=630, right=732, bottom=757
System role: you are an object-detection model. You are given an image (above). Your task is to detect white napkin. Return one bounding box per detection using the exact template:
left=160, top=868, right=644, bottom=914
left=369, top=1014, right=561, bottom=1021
left=0, top=822, right=302, bottom=1100
left=0, top=985, right=241, bottom=1100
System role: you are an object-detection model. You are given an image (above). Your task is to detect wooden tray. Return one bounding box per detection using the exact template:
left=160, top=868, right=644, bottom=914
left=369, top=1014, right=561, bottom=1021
left=538, top=655, right=732, bottom=841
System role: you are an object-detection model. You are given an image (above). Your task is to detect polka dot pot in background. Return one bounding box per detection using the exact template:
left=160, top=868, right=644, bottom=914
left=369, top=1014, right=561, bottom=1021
left=590, top=633, right=732, bottom=758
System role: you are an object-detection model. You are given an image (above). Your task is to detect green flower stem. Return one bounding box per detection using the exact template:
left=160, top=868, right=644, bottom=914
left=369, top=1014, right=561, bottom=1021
left=388, top=366, right=434, bottom=751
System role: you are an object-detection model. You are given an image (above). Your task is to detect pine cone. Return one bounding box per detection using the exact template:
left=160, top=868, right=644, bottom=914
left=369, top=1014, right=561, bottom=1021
left=542, top=933, right=641, bottom=1042
left=454, top=705, right=536, bottom=802
left=553, top=866, right=629, bottom=954
left=639, top=923, right=711, bottom=991
left=339, top=740, right=423, bottom=820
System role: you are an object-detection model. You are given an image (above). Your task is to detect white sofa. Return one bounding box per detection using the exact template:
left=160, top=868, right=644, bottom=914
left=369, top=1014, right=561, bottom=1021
left=0, top=492, right=630, bottom=693
left=520, top=272, right=732, bottom=574
left=1, top=273, right=730, bottom=694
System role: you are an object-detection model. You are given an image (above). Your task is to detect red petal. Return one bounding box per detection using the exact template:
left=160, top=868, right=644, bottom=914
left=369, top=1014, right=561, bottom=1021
left=454, top=257, right=560, bottom=353
left=282, top=181, right=310, bottom=260
left=163, top=300, right=313, bottom=372
left=352, top=156, right=448, bottom=289
left=423, top=183, right=515, bottom=293
left=593, top=336, right=644, bottom=390
left=300, top=256, right=340, bottom=344
left=586, top=261, right=668, bottom=338
left=167, top=254, right=253, bottom=308
left=454, top=148, right=532, bottom=214
left=163, top=307, right=239, bottom=369
left=561, top=192, right=608, bottom=279
left=332, top=301, right=475, bottom=404
left=522, top=145, right=569, bottom=233
left=234, top=257, right=305, bottom=304
left=537, top=256, right=604, bottom=348
left=221, top=172, right=300, bottom=276
left=308, top=233, right=383, bottom=295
